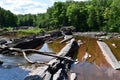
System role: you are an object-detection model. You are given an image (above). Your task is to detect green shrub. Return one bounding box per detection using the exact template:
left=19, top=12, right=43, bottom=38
left=18, top=28, right=45, bottom=35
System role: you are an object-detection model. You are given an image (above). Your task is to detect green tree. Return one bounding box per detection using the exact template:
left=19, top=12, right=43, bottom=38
left=0, top=7, right=17, bottom=27
left=66, top=2, right=87, bottom=31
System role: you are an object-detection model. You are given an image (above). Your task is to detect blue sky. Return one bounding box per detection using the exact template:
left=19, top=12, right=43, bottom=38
left=0, top=0, right=86, bottom=14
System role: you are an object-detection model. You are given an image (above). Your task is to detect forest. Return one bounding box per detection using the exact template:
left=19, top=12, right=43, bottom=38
left=0, top=0, right=120, bottom=32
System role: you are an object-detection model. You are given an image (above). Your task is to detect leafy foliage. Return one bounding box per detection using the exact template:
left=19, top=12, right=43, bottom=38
left=18, top=28, right=45, bottom=35
left=0, top=7, right=17, bottom=27
left=0, top=0, right=120, bottom=32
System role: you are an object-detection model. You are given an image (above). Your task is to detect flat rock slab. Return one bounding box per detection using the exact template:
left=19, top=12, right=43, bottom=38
left=97, top=41, right=120, bottom=69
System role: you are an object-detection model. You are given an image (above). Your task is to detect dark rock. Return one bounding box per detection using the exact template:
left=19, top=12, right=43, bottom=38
left=0, top=37, right=45, bottom=55
left=13, top=37, right=44, bottom=49
left=24, top=39, right=78, bottom=80
left=24, top=75, right=42, bottom=80
left=50, top=31, right=62, bottom=38
left=61, top=28, right=73, bottom=35
left=0, top=47, right=10, bottom=55
left=13, top=38, right=24, bottom=44
left=0, top=40, right=7, bottom=45
left=0, top=60, right=3, bottom=65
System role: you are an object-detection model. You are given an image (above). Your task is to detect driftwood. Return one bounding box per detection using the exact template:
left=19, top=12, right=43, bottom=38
left=0, top=40, right=76, bottom=64
left=8, top=48, right=77, bottom=64
left=0, top=38, right=79, bottom=80
left=24, top=38, right=79, bottom=80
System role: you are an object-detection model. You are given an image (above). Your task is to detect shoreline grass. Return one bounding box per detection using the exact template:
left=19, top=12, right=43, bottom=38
left=17, top=28, right=45, bottom=35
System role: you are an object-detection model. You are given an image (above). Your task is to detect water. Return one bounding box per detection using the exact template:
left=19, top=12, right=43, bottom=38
left=1, top=36, right=120, bottom=80
left=71, top=61, right=120, bottom=80
left=0, top=67, right=29, bottom=80
left=0, top=54, right=29, bottom=80
left=0, top=42, right=56, bottom=80
left=28, top=43, right=54, bottom=63
left=39, top=43, right=53, bottom=52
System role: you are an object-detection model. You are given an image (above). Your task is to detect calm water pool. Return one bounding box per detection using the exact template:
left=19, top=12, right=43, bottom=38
left=0, top=42, right=56, bottom=80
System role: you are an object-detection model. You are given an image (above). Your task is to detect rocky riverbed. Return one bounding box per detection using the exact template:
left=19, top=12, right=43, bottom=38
left=0, top=32, right=120, bottom=80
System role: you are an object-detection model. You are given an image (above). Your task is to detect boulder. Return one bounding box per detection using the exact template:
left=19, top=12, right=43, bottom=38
left=0, top=40, right=7, bottom=45
left=61, top=28, right=73, bottom=35
left=50, top=31, right=62, bottom=38
left=13, top=37, right=45, bottom=49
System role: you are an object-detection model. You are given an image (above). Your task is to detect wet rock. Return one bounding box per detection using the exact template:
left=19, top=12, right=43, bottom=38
left=0, top=40, right=7, bottom=45
left=0, top=47, right=11, bottom=55
left=24, top=39, right=78, bottom=80
left=61, top=28, right=73, bottom=35
left=0, top=60, right=3, bottom=65
left=50, top=31, right=62, bottom=38
left=24, top=75, right=42, bottom=80
left=0, top=37, right=45, bottom=55
left=13, top=37, right=44, bottom=49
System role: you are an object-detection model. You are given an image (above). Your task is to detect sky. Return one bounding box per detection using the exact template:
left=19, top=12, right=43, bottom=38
left=0, top=0, right=86, bottom=14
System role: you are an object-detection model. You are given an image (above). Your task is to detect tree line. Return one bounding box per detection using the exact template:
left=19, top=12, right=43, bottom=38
left=0, top=0, right=120, bottom=32
left=0, top=7, right=17, bottom=27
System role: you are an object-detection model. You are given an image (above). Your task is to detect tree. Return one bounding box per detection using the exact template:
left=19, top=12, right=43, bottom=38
left=66, top=2, right=88, bottom=31
left=0, top=7, right=17, bottom=27
left=1, top=0, right=120, bottom=32
left=17, top=14, right=36, bottom=27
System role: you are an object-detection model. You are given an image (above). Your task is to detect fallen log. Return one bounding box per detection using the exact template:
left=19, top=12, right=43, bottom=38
left=0, top=45, right=76, bottom=64
left=9, top=48, right=77, bottom=63
left=24, top=38, right=79, bottom=80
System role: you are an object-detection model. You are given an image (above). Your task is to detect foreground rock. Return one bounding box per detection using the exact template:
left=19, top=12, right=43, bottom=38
left=0, top=36, right=45, bottom=55
left=13, top=37, right=44, bottom=49
left=24, top=39, right=79, bottom=80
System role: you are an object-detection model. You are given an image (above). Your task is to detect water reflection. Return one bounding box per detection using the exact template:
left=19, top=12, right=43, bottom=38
left=71, top=61, right=120, bottom=80
left=1, top=36, right=120, bottom=80
left=28, top=53, right=53, bottom=63
left=0, top=42, right=59, bottom=68
left=27, top=43, right=55, bottom=64
left=0, top=54, right=30, bottom=80
left=39, top=43, right=53, bottom=52
left=0, top=67, right=29, bottom=80
left=0, top=54, right=27, bottom=66
left=0, top=42, right=57, bottom=80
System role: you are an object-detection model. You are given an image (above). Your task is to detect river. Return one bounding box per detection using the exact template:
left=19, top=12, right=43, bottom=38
left=0, top=36, right=120, bottom=80
left=0, top=38, right=64, bottom=80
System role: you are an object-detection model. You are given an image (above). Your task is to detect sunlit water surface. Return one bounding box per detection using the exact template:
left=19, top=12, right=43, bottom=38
left=0, top=42, right=56, bottom=80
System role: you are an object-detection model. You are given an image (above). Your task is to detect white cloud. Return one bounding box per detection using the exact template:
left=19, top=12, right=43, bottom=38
left=0, top=0, right=87, bottom=14
left=74, top=0, right=87, bottom=1
left=0, top=0, right=50, bottom=14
